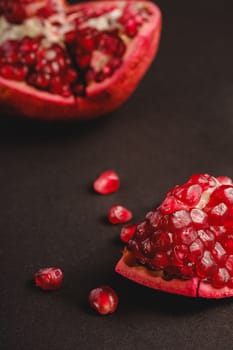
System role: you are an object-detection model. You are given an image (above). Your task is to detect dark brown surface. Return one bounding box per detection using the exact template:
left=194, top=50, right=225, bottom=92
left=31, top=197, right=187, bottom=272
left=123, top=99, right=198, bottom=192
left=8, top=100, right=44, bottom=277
left=1, top=1, right=233, bottom=349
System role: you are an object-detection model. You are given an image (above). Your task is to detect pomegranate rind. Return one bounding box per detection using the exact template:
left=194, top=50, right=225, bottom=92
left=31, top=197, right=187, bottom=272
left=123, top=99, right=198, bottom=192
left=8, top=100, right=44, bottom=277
left=0, top=1, right=162, bottom=120
left=116, top=251, right=233, bottom=298
left=198, top=281, right=233, bottom=299
left=115, top=251, right=199, bottom=297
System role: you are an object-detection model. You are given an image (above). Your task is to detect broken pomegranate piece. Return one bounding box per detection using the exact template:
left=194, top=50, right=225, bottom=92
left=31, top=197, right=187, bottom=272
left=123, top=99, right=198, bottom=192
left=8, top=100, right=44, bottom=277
left=0, top=0, right=162, bottom=119
left=116, top=174, right=233, bottom=298
left=88, top=285, right=118, bottom=315
left=34, top=267, right=63, bottom=290
left=93, top=170, right=120, bottom=195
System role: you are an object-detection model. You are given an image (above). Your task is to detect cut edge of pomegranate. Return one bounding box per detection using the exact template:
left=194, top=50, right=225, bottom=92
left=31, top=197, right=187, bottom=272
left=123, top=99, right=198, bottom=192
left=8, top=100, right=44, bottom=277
left=0, top=1, right=162, bottom=120
left=115, top=250, right=233, bottom=298
left=115, top=250, right=199, bottom=297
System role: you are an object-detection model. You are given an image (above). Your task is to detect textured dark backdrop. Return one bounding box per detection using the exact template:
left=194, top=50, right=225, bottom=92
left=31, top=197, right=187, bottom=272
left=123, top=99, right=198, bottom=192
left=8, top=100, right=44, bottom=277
left=1, top=1, right=233, bottom=349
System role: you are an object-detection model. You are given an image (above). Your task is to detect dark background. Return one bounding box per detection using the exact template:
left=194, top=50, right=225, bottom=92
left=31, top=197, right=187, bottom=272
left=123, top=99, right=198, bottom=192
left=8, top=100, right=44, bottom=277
left=1, top=0, right=233, bottom=349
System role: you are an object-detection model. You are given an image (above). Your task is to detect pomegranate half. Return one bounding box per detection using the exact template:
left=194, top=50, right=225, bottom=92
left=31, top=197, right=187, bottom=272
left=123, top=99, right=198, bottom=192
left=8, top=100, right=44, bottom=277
left=0, top=0, right=162, bottom=119
left=116, top=174, right=233, bottom=298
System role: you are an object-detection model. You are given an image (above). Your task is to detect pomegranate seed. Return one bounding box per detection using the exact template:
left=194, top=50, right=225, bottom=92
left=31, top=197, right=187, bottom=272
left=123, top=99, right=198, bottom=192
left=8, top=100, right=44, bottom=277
left=198, top=229, right=215, bottom=249
left=209, top=202, right=228, bottom=225
left=154, top=231, right=173, bottom=250
left=170, top=210, right=191, bottom=229
left=120, top=224, right=137, bottom=243
left=222, top=234, right=233, bottom=254
left=190, top=208, right=208, bottom=228
left=196, top=251, right=216, bottom=278
left=34, top=267, right=63, bottom=290
left=108, top=205, right=132, bottom=224
left=152, top=252, right=169, bottom=269
left=225, top=255, right=233, bottom=274
left=88, top=286, right=118, bottom=315
left=93, top=170, right=120, bottom=195
left=160, top=195, right=184, bottom=214
left=217, top=176, right=233, bottom=185
left=176, top=226, right=197, bottom=245
left=212, top=268, right=230, bottom=288
left=211, top=242, right=226, bottom=263
left=189, top=239, right=204, bottom=261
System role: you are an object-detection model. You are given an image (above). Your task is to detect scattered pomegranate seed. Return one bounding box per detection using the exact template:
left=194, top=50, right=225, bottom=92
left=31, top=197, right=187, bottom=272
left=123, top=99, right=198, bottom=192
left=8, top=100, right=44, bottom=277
left=120, top=224, right=137, bottom=243
left=108, top=205, right=132, bottom=224
left=88, top=286, right=118, bottom=315
left=93, top=170, right=120, bottom=195
left=34, top=267, right=63, bottom=290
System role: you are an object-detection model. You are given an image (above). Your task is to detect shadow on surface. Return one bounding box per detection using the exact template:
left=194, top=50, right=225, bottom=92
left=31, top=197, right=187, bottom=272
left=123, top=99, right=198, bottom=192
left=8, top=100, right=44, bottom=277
left=53, top=265, right=233, bottom=318
left=0, top=113, right=114, bottom=146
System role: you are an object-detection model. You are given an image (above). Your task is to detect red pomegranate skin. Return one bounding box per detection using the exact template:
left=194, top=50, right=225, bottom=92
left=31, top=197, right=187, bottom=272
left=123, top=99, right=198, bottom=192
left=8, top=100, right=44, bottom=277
left=116, top=174, right=233, bottom=298
left=0, top=0, right=162, bottom=120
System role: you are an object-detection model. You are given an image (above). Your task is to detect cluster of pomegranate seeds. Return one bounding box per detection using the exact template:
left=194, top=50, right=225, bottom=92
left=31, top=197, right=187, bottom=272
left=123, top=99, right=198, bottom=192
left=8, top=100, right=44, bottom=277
left=128, top=174, right=233, bottom=289
left=108, top=205, right=132, bottom=224
left=34, top=267, right=63, bottom=290
left=88, top=286, right=119, bottom=315
left=93, top=170, right=120, bottom=195
left=0, top=2, right=152, bottom=97
left=0, top=0, right=59, bottom=24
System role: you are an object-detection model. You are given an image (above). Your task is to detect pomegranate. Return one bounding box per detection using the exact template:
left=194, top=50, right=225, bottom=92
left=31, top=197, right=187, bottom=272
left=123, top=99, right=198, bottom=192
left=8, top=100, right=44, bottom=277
left=34, top=266, right=63, bottom=290
left=116, top=174, right=233, bottom=298
left=0, top=0, right=162, bottom=119
left=108, top=204, right=132, bottom=224
left=88, top=285, right=119, bottom=315
left=93, top=170, right=120, bottom=194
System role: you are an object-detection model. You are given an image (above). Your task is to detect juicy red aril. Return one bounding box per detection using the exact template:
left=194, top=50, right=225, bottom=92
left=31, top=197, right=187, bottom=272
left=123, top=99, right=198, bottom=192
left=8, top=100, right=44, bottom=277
left=212, top=268, right=230, bottom=288
left=190, top=208, right=208, bottom=228
left=34, top=267, right=63, bottom=290
left=93, top=170, right=120, bottom=195
left=0, top=2, right=152, bottom=98
left=120, top=224, right=137, bottom=243
left=195, top=251, right=216, bottom=279
left=127, top=173, right=233, bottom=290
left=88, top=286, right=118, bottom=315
left=108, top=205, right=132, bottom=224
left=170, top=210, right=191, bottom=229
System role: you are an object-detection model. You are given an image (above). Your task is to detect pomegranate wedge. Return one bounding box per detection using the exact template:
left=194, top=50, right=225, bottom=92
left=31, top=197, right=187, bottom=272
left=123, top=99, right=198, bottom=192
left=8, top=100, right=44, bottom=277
left=0, top=0, right=162, bottom=119
left=116, top=174, right=233, bottom=298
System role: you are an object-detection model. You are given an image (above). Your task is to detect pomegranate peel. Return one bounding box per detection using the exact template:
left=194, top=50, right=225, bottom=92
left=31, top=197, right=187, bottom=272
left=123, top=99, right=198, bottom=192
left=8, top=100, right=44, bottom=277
left=0, top=0, right=162, bottom=120
left=116, top=250, right=199, bottom=297
left=116, top=174, right=233, bottom=298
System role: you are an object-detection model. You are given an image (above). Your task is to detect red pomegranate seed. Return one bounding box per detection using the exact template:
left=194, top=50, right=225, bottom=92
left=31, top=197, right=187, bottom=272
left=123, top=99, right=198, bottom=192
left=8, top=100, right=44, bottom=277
left=34, top=267, right=63, bottom=290
left=108, top=205, right=132, bottom=224
left=93, top=170, right=120, bottom=195
left=120, top=224, right=137, bottom=243
left=212, top=268, right=230, bottom=288
left=217, top=176, right=233, bottom=185
left=88, top=286, right=118, bottom=315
